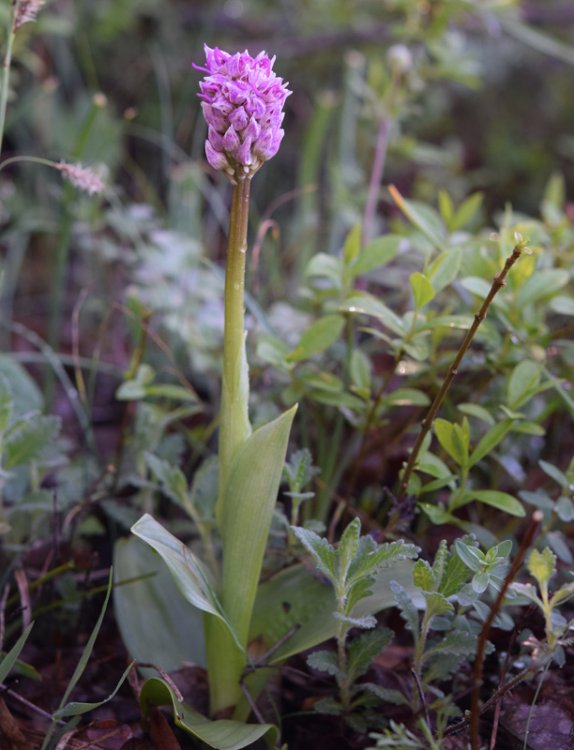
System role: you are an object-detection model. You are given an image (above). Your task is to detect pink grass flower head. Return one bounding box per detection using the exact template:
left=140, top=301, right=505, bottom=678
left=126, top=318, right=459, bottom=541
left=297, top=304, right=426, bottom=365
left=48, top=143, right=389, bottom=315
left=14, top=0, right=45, bottom=30
left=194, top=45, right=291, bottom=182
left=57, top=162, right=105, bottom=195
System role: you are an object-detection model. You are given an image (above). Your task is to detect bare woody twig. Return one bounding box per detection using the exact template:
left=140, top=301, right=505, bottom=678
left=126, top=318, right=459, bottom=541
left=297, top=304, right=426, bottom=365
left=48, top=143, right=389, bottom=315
left=469, top=511, right=543, bottom=750
left=396, top=238, right=527, bottom=503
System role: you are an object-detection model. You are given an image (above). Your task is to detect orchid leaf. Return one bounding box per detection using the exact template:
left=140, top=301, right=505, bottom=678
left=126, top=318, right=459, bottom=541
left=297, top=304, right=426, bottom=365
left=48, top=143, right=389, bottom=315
left=140, top=678, right=277, bottom=750
left=113, top=536, right=207, bottom=670
left=249, top=558, right=419, bottom=664
left=220, top=405, right=297, bottom=646
left=131, top=514, right=242, bottom=650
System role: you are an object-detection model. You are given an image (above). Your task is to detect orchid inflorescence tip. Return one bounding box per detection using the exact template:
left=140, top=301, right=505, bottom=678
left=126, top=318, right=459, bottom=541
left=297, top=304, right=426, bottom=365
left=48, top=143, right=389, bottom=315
left=194, top=44, right=291, bottom=182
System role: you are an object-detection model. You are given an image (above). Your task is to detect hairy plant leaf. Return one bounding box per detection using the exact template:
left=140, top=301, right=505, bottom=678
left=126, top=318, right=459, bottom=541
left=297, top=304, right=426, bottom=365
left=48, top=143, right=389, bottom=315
left=4, top=414, right=61, bottom=469
left=550, top=582, right=574, bottom=608
left=0, top=355, right=43, bottom=417
left=347, top=540, right=419, bottom=585
left=424, top=592, right=454, bottom=619
left=250, top=560, right=418, bottom=664
left=145, top=452, right=188, bottom=505
left=362, top=683, right=408, bottom=706
left=391, top=581, right=419, bottom=642
left=291, top=526, right=337, bottom=580
left=431, top=541, right=448, bottom=587
left=347, top=627, right=393, bottom=683
left=454, top=539, right=483, bottom=573
left=527, top=548, right=556, bottom=587
left=334, top=613, right=377, bottom=629
left=441, top=543, right=474, bottom=596
left=307, top=649, right=340, bottom=677
left=426, top=629, right=477, bottom=659
left=413, top=560, right=435, bottom=592
left=338, top=517, right=362, bottom=582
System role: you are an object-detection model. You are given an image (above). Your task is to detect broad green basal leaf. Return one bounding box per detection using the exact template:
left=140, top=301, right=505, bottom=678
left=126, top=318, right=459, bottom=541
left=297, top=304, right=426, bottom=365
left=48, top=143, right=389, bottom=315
left=114, top=536, right=207, bottom=670
left=220, top=405, right=297, bottom=646
left=131, top=514, right=242, bottom=650
left=140, top=677, right=277, bottom=750
left=249, top=558, right=419, bottom=664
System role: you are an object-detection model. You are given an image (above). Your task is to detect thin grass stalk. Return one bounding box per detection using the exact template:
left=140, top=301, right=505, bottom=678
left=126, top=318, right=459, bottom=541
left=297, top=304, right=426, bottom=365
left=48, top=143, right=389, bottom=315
left=46, top=96, right=105, bottom=403
left=0, top=6, right=16, bottom=158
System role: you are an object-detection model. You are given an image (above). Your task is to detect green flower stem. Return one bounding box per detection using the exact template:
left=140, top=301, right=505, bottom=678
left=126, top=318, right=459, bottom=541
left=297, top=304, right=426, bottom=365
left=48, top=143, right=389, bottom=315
left=204, top=614, right=245, bottom=717
left=205, top=175, right=254, bottom=716
left=0, top=11, right=16, bottom=159
left=397, top=240, right=526, bottom=503
left=0, top=155, right=58, bottom=173
left=216, top=175, right=253, bottom=527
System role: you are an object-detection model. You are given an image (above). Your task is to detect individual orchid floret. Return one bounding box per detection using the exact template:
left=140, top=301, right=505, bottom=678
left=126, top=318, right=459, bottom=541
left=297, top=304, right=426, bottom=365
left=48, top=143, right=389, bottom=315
left=194, top=44, right=291, bottom=182
left=13, top=0, right=45, bottom=30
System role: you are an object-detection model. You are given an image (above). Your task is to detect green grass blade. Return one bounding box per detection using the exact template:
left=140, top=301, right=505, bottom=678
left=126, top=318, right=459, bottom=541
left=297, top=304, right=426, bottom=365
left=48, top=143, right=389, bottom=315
left=0, top=621, right=34, bottom=683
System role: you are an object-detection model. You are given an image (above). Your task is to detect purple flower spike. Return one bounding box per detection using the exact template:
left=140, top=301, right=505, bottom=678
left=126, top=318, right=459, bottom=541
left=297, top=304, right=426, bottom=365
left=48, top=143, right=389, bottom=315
left=195, top=45, right=291, bottom=182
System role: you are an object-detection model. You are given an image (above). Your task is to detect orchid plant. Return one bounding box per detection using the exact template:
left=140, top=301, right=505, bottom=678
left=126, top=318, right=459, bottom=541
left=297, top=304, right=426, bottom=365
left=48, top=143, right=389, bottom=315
left=114, top=45, right=417, bottom=748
